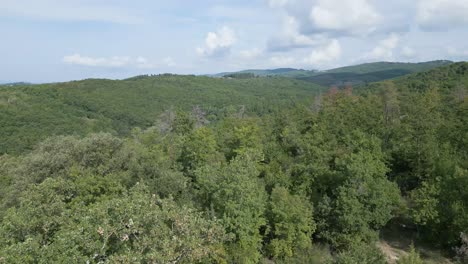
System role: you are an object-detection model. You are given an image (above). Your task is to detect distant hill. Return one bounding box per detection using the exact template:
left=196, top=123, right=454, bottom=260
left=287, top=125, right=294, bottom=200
left=297, top=60, right=454, bottom=87
left=365, top=61, right=468, bottom=94
left=325, top=60, right=453, bottom=74
left=1, top=61, right=461, bottom=154
left=213, top=68, right=316, bottom=78
left=0, top=82, right=33, bottom=86
left=298, top=69, right=412, bottom=87
left=214, top=60, right=454, bottom=87
left=0, top=75, right=323, bottom=154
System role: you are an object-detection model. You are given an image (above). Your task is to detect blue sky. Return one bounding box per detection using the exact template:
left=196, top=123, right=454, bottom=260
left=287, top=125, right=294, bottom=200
left=1, top=0, right=468, bottom=83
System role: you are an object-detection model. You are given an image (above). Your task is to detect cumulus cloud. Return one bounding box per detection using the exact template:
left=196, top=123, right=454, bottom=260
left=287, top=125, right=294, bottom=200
left=197, top=27, right=237, bottom=57
left=239, top=48, right=263, bottom=59
left=269, top=0, right=381, bottom=38
left=270, top=56, right=296, bottom=66
left=267, top=0, right=382, bottom=53
left=417, top=0, right=468, bottom=31
left=310, top=0, right=382, bottom=36
left=63, top=54, right=168, bottom=69
left=267, top=15, right=327, bottom=52
left=303, top=39, right=341, bottom=66
left=366, top=34, right=400, bottom=60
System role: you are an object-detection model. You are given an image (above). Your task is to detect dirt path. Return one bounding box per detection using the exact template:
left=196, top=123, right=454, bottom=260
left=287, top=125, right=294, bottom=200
left=377, top=240, right=453, bottom=264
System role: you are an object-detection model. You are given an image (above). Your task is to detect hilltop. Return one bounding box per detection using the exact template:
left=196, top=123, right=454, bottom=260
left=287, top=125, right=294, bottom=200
left=215, top=60, right=453, bottom=87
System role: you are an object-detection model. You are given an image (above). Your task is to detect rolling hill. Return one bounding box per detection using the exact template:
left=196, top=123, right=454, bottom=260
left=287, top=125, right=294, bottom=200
left=365, top=61, right=468, bottom=93
left=0, top=61, right=461, bottom=155
left=299, top=60, right=454, bottom=87
left=325, top=60, right=453, bottom=74
left=0, top=75, right=323, bottom=154
left=214, top=60, right=453, bottom=87
left=213, top=68, right=315, bottom=78
left=0, top=62, right=466, bottom=263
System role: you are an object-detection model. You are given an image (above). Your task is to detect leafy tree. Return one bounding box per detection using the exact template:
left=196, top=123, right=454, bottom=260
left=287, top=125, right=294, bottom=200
left=266, top=186, right=315, bottom=259
left=1, top=184, right=227, bottom=263
left=195, top=150, right=267, bottom=263
left=315, top=132, right=401, bottom=248
left=179, top=127, right=223, bottom=176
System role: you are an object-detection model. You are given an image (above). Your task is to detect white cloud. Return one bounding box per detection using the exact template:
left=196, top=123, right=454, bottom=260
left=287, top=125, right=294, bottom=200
left=267, top=15, right=327, bottom=51
left=366, top=34, right=400, bottom=60
left=270, top=56, right=296, bottom=66
left=268, top=0, right=289, bottom=8
left=135, top=57, right=158, bottom=69
left=303, top=39, right=341, bottom=66
left=401, top=46, right=416, bottom=58
left=310, top=0, right=381, bottom=36
left=1, top=0, right=143, bottom=24
left=63, top=54, right=164, bottom=69
left=163, top=57, right=176, bottom=67
left=197, top=27, right=237, bottom=57
left=447, top=47, right=468, bottom=57
left=417, top=0, right=468, bottom=30
left=240, top=48, right=263, bottom=59
left=267, top=0, right=382, bottom=52
left=63, top=54, right=131, bottom=67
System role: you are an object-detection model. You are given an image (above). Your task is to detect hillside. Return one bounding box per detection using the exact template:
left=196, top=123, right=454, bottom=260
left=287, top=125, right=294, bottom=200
left=363, top=61, right=468, bottom=94
left=0, top=62, right=466, bottom=263
left=0, top=75, right=323, bottom=154
left=326, top=60, right=453, bottom=74
left=0, top=82, right=33, bottom=86
left=298, top=60, right=453, bottom=87
left=214, top=68, right=315, bottom=78
left=214, top=61, right=454, bottom=87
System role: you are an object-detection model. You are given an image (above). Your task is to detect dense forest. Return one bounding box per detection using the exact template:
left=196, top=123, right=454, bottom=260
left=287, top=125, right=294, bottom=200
left=0, top=76, right=322, bottom=154
left=0, top=62, right=467, bottom=263
left=217, top=60, right=453, bottom=87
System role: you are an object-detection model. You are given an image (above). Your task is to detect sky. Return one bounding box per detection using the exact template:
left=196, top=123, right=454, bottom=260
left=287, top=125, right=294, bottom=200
left=1, top=0, right=468, bottom=83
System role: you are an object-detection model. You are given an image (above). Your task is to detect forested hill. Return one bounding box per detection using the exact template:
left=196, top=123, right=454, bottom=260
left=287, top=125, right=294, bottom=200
left=213, top=68, right=314, bottom=78
left=393, top=61, right=468, bottom=92
left=0, top=62, right=466, bottom=263
left=297, top=60, right=453, bottom=87
left=0, top=75, right=323, bottom=154
left=214, top=60, right=453, bottom=87
left=325, top=60, right=453, bottom=74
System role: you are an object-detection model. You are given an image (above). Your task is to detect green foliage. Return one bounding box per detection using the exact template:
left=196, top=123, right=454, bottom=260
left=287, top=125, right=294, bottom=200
left=266, top=186, right=315, bottom=259
left=334, top=242, right=387, bottom=264
left=397, top=244, right=424, bottom=264
left=179, top=126, right=223, bottom=175
left=0, top=76, right=322, bottom=154
left=223, top=72, right=256, bottom=79
left=0, top=62, right=467, bottom=262
left=195, top=150, right=267, bottom=263
left=410, top=181, right=440, bottom=226
left=316, top=148, right=401, bottom=247
left=1, top=184, right=227, bottom=263
left=276, top=244, right=333, bottom=264
left=326, top=61, right=452, bottom=75
left=217, top=61, right=452, bottom=87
